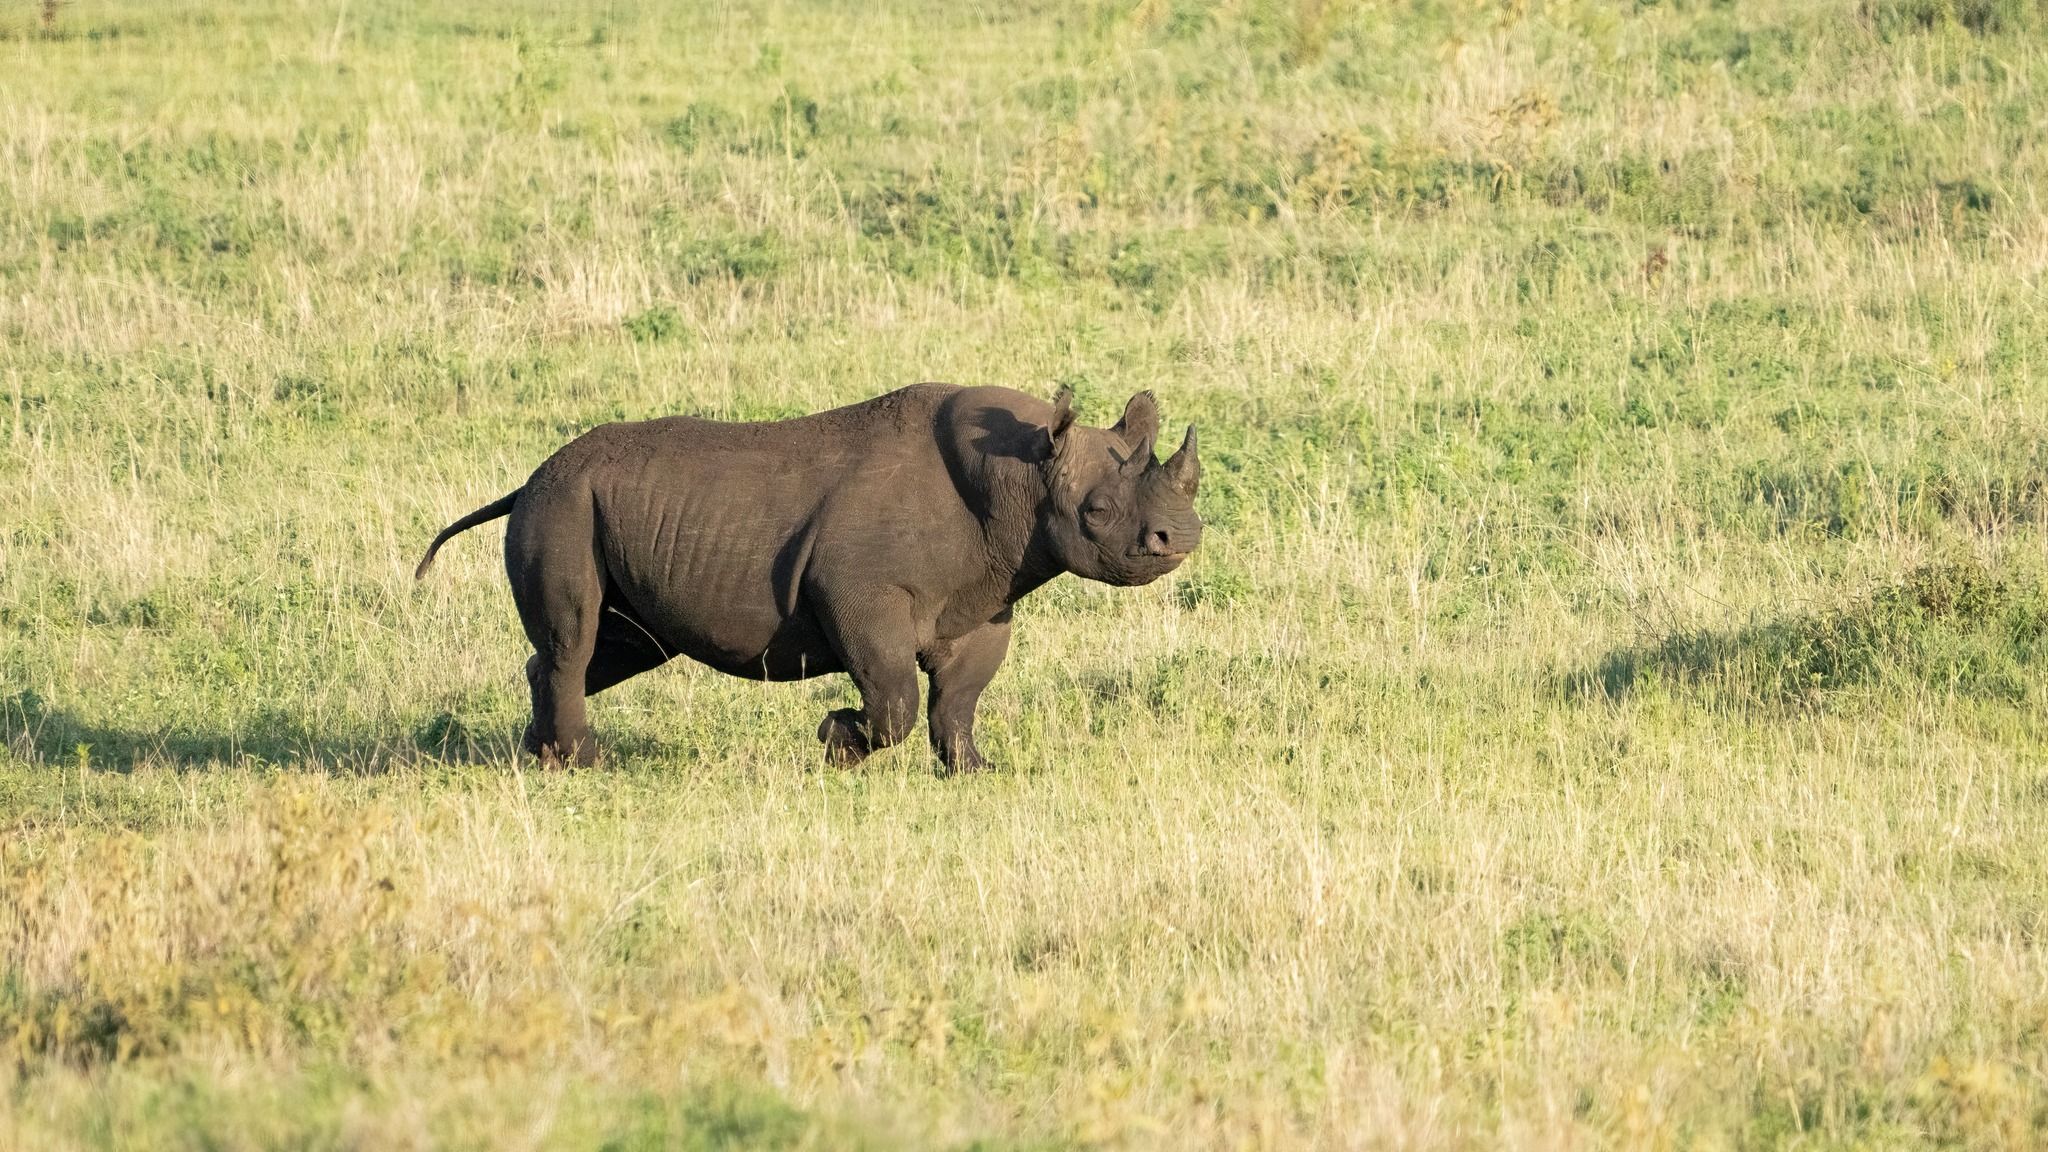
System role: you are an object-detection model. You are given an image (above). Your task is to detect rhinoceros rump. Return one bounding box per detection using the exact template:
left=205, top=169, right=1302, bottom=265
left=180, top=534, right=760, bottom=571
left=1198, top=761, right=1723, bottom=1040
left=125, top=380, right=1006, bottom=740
left=415, top=384, right=1203, bottom=771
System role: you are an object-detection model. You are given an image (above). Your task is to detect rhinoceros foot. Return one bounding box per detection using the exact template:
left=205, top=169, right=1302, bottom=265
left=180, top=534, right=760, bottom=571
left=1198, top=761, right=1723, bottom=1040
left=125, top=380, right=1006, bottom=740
left=817, top=708, right=872, bottom=767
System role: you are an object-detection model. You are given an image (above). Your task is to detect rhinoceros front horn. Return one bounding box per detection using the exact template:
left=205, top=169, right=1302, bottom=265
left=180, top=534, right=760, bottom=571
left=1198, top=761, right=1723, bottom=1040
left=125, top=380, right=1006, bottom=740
left=1163, top=424, right=1199, bottom=495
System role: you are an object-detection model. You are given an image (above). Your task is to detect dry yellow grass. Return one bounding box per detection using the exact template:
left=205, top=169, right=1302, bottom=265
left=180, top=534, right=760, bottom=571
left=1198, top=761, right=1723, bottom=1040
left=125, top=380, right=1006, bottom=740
left=3, top=0, right=2048, bottom=1147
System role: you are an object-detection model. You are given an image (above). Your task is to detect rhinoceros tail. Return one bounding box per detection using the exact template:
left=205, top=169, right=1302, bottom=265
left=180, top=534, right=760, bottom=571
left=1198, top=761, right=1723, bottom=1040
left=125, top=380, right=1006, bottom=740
left=414, top=490, right=520, bottom=580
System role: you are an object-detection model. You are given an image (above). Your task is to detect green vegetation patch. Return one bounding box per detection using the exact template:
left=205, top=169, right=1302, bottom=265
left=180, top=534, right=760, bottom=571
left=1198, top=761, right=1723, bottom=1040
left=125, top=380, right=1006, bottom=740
left=1581, top=557, right=2048, bottom=707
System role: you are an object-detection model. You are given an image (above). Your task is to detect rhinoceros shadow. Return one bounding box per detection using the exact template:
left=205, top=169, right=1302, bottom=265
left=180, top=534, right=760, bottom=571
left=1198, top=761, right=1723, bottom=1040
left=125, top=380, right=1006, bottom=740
left=0, top=689, right=546, bottom=773
left=958, top=405, right=1061, bottom=556
left=966, top=405, right=1049, bottom=463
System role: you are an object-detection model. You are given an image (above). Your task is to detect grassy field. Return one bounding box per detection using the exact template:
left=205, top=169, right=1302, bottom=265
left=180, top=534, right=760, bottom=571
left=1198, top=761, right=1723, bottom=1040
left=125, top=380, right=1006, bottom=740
left=4, top=0, right=2048, bottom=1146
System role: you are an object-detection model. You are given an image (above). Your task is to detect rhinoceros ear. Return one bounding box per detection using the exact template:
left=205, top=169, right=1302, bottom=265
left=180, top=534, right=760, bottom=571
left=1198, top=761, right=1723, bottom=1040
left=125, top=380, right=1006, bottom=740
left=1112, top=391, right=1159, bottom=472
left=1112, top=391, right=1159, bottom=453
left=1044, top=387, right=1077, bottom=460
left=1162, top=424, right=1199, bottom=496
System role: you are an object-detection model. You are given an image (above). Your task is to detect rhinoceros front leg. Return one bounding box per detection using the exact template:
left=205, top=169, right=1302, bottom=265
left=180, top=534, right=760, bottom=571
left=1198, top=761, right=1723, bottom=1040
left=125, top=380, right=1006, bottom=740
left=925, top=615, right=1011, bottom=775
left=814, top=589, right=922, bottom=767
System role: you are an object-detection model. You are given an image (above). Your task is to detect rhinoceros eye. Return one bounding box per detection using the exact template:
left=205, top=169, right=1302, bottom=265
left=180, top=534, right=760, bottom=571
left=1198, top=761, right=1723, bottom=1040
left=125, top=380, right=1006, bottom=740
left=1083, top=504, right=1115, bottom=528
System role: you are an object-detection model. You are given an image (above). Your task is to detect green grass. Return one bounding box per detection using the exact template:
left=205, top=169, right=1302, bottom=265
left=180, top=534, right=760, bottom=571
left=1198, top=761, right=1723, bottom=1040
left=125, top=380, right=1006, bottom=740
left=4, top=0, right=2048, bottom=1147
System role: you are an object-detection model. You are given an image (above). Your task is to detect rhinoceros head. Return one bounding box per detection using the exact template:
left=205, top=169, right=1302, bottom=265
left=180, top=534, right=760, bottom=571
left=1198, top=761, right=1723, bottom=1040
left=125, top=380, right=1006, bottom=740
left=1039, top=389, right=1203, bottom=587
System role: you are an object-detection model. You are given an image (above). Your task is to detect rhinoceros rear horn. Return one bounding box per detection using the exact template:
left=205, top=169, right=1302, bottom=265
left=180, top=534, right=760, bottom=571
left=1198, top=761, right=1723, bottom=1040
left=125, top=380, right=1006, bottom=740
left=1163, top=424, right=1199, bottom=495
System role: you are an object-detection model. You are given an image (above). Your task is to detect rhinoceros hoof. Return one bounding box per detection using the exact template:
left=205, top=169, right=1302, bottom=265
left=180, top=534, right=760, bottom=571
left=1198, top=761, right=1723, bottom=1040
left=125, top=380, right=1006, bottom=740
left=937, top=742, right=989, bottom=776
left=525, top=726, right=596, bottom=769
left=817, top=708, right=872, bottom=767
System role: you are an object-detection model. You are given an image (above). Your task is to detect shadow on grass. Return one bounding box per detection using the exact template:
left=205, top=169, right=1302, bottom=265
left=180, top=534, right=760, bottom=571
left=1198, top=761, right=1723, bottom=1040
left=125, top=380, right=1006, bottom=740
left=0, top=690, right=537, bottom=773
left=1566, top=558, right=2047, bottom=708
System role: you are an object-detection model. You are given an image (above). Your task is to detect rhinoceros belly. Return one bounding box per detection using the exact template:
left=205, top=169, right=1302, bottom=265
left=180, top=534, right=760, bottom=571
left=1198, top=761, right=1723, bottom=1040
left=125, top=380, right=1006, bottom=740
left=592, top=464, right=845, bottom=681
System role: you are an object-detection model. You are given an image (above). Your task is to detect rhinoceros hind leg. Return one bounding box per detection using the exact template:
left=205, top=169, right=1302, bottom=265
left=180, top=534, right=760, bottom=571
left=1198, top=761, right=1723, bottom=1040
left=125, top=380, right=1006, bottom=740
left=509, top=526, right=603, bottom=768
left=520, top=661, right=545, bottom=757
left=523, top=650, right=597, bottom=767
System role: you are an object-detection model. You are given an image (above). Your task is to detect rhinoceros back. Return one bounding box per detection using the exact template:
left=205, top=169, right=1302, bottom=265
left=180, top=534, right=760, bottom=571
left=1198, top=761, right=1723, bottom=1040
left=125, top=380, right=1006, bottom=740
left=568, top=385, right=962, bottom=675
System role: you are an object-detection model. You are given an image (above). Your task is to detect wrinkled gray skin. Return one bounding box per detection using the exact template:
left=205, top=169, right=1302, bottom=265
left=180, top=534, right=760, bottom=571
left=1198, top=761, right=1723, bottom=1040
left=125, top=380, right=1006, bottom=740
left=415, top=385, right=1202, bottom=772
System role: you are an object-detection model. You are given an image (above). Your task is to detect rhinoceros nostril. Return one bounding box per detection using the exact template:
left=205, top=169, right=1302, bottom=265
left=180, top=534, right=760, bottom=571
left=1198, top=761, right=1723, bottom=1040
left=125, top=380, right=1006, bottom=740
left=1148, top=529, right=1171, bottom=553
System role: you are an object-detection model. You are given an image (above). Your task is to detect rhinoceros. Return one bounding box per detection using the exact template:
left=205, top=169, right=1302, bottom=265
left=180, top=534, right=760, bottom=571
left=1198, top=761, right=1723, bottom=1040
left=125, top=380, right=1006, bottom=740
left=414, top=384, right=1203, bottom=771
